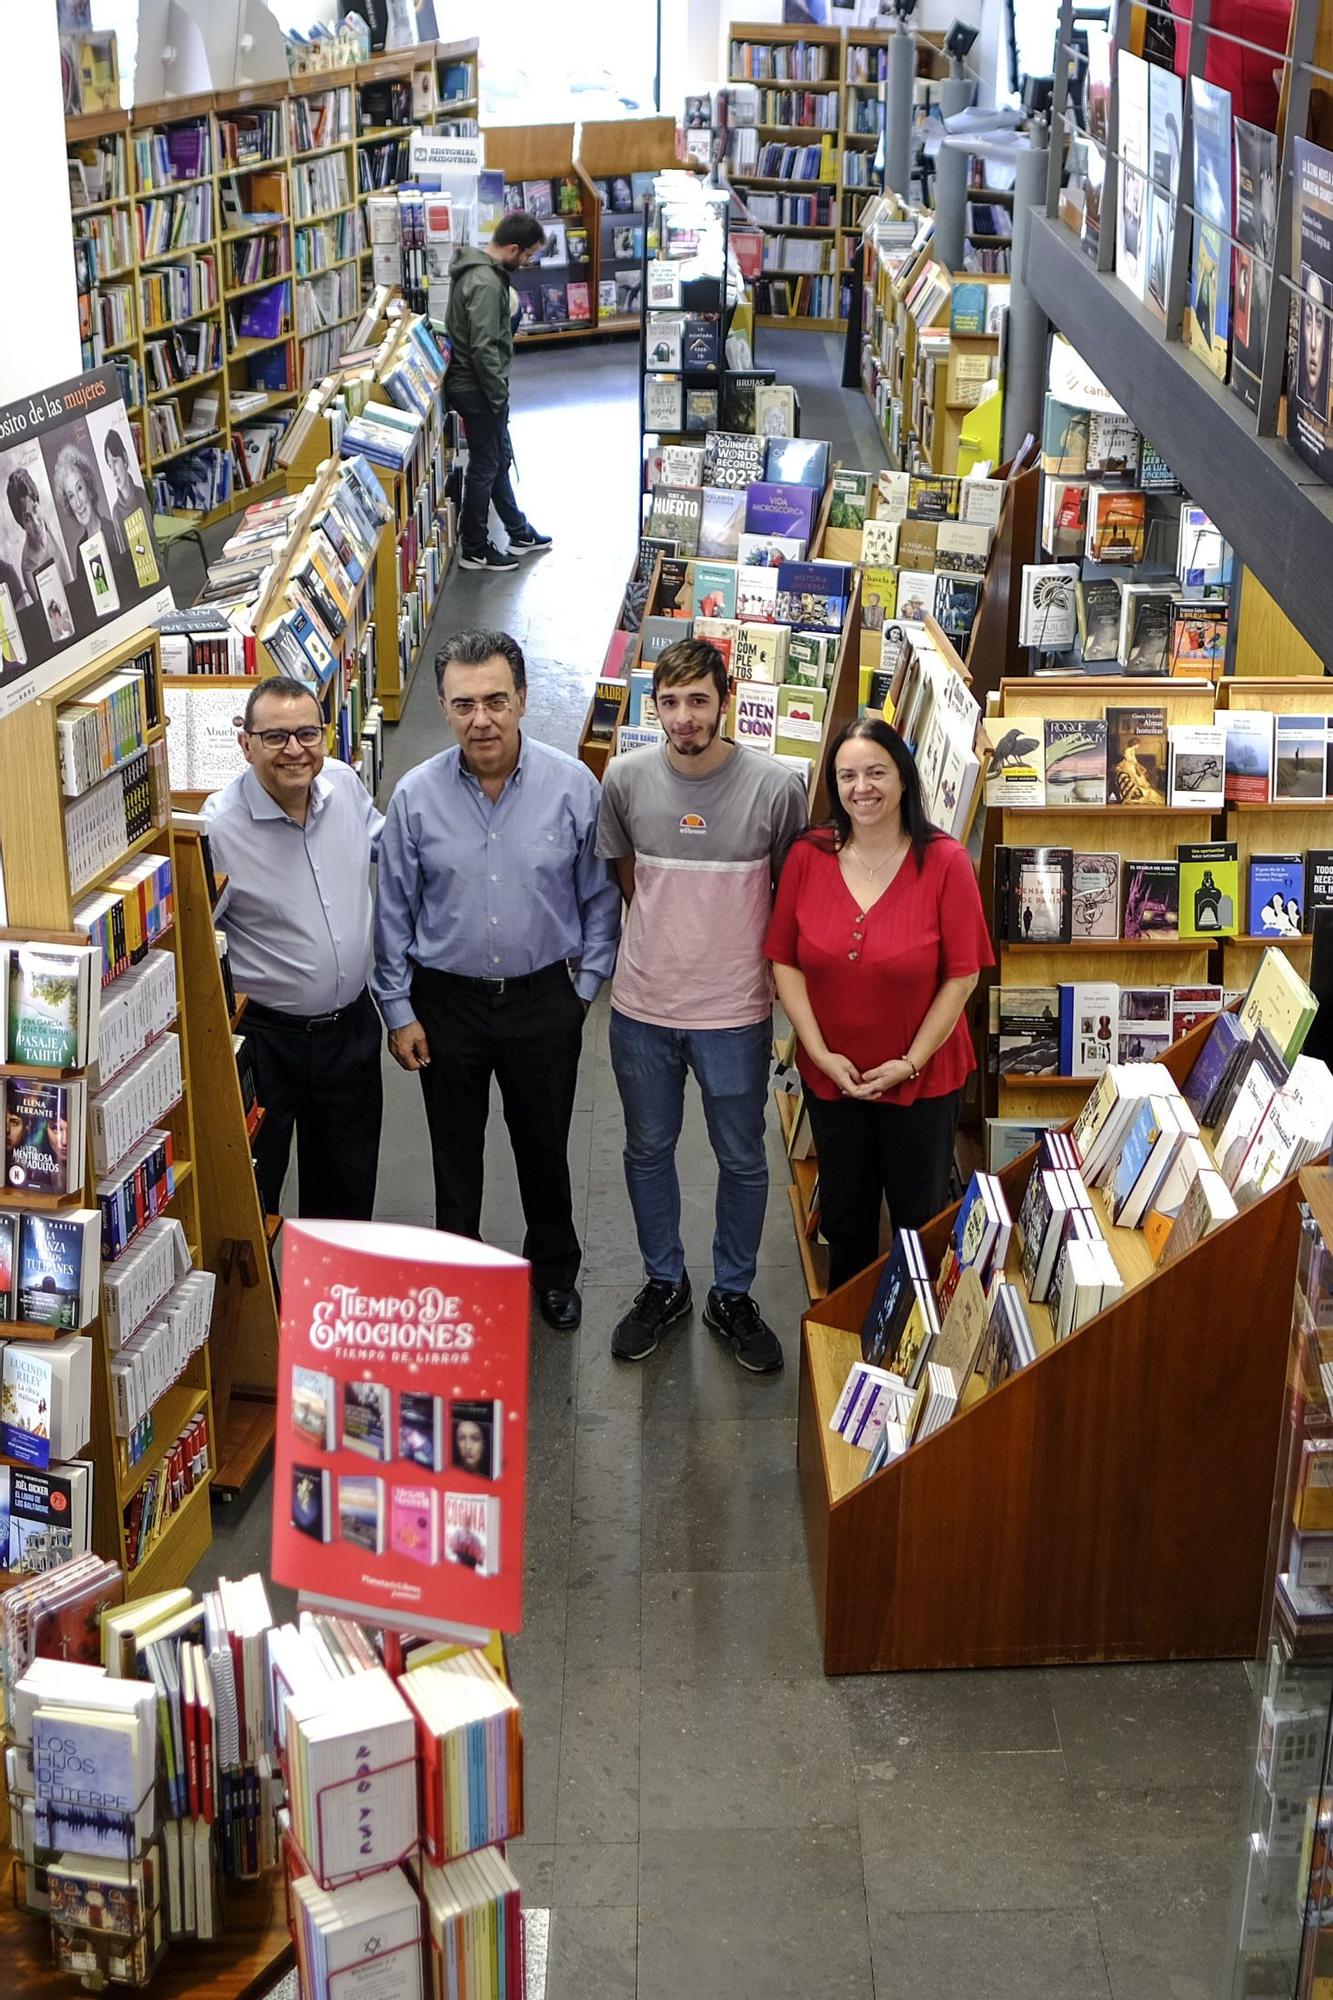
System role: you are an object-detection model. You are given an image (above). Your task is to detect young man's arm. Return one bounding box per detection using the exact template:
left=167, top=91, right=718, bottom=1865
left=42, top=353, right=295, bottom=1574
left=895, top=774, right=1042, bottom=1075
left=465, top=270, right=512, bottom=412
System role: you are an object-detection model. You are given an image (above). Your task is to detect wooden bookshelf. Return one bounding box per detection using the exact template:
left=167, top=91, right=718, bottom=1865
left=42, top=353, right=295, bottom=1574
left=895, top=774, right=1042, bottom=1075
left=481, top=124, right=601, bottom=343
left=576, top=116, right=685, bottom=335
left=172, top=829, right=280, bottom=1495
left=63, top=43, right=479, bottom=529
left=727, top=21, right=842, bottom=329
left=279, top=310, right=455, bottom=723
left=988, top=676, right=1219, bottom=1127
left=797, top=1013, right=1321, bottom=1673
left=0, top=632, right=214, bottom=1597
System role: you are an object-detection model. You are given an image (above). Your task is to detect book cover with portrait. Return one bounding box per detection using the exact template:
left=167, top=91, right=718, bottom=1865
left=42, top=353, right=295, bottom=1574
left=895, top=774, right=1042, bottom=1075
left=1292, top=138, right=1333, bottom=481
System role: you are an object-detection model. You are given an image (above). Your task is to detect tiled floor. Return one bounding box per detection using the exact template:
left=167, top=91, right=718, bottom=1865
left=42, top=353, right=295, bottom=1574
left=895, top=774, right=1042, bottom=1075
left=196, top=331, right=1252, bottom=1998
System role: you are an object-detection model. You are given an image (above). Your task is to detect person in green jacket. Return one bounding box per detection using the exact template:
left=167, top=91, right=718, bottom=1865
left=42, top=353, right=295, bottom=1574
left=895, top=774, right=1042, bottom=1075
left=446, top=211, right=553, bottom=573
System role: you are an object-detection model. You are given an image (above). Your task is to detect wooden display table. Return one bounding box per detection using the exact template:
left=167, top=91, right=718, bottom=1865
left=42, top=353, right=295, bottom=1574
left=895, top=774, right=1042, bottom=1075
left=0, top=1872, right=292, bottom=1997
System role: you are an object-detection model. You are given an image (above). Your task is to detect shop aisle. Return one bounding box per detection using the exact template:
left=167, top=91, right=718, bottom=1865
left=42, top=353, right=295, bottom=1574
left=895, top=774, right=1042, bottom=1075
left=199, top=334, right=1252, bottom=2000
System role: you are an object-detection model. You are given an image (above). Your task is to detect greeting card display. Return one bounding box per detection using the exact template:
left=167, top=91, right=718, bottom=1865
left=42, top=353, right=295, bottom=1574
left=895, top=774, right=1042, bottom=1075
left=271, top=1222, right=530, bottom=1637
left=0, top=366, right=171, bottom=720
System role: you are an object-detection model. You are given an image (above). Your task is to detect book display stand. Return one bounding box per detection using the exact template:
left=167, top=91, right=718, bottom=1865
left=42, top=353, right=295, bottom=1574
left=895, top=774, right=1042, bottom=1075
left=64, top=42, right=479, bottom=531
left=482, top=124, right=602, bottom=344
left=0, top=633, right=217, bottom=1597
left=637, top=189, right=731, bottom=468
left=577, top=117, right=692, bottom=335
left=1225, top=1168, right=1333, bottom=1996
left=0, top=1874, right=291, bottom=2000
left=797, top=1019, right=1324, bottom=1674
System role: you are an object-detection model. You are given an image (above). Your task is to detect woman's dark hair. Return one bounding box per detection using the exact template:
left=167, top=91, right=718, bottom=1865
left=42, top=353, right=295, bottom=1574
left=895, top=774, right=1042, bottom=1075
left=806, top=716, right=940, bottom=868
left=6, top=468, right=39, bottom=522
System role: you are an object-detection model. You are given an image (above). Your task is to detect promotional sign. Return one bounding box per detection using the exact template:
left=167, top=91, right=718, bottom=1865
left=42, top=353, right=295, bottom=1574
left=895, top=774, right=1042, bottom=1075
left=0, top=366, right=172, bottom=720
left=271, top=1221, right=529, bottom=1638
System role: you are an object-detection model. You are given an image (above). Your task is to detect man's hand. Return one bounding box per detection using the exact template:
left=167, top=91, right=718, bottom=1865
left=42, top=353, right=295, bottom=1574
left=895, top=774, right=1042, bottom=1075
left=389, top=1021, right=431, bottom=1071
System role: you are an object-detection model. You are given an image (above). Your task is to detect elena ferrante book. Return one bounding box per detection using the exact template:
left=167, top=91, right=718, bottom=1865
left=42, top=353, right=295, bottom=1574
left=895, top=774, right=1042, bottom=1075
left=270, top=1221, right=529, bottom=1637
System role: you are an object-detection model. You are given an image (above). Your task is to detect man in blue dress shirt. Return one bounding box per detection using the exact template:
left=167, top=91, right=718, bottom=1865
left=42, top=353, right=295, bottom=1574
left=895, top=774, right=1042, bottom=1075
left=204, top=677, right=384, bottom=1220
left=373, top=629, right=621, bottom=1330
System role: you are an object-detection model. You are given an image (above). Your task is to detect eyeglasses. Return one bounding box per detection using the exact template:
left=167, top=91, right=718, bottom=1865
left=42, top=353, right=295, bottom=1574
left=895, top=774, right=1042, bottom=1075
left=445, top=694, right=514, bottom=718
left=249, top=725, right=324, bottom=748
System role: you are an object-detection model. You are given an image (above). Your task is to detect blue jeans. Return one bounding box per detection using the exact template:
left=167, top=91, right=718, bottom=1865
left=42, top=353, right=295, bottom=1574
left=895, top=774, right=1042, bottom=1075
left=609, top=1009, right=772, bottom=1296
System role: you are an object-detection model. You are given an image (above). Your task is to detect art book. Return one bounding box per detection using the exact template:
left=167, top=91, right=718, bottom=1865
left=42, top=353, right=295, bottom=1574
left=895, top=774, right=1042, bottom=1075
left=1178, top=840, right=1239, bottom=939
left=1292, top=139, right=1333, bottom=482
left=271, top=1221, right=529, bottom=1636
left=1187, top=76, right=1232, bottom=377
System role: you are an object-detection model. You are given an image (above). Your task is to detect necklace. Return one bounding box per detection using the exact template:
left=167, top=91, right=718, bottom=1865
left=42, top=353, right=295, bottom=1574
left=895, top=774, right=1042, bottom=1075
left=845, top=836, right=908, bottom=878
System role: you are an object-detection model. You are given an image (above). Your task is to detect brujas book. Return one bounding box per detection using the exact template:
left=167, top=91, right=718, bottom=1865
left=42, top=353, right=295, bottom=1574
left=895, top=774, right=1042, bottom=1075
left=271, top=1221, right=529, bottom=1636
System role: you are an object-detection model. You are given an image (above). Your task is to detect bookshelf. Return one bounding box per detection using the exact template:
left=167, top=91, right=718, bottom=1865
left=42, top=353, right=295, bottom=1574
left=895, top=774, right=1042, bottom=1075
left=279, top=309, right=454, bottom=723
left=837, top=28, right=887, bottom=306
left=797, top=1015, right=1322, bottom=1673
left=1213, top=677, right=1333, bottom=993
left=482, top=123, right=601, bottom=343
left=172, top=828, right=280, bottom=1498
left=0, top=632, right=216, bottom=1598
left=727, top=21, right=843, bottom=329
left=1224, top=1167, right=1333, bottom=1996
left=577, top=116, right=687, bottom=336
left=986, top=675, right=1219, bottom=1129
left=62, top=42, right=481, bottom=530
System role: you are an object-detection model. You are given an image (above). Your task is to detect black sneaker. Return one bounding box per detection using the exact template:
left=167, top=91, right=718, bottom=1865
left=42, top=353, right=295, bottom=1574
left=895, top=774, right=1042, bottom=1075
left=704, top=1289, right=784, bottom=1374
left=508, top=526, right=552, bottom=555
left=458, top=542, right=519, bottom=572
left=611, top=1276, right=692, bottom=1362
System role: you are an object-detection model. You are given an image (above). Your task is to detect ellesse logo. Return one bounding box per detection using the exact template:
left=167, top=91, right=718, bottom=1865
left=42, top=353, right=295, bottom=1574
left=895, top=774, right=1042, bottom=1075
left=680, top=812, right=707, bottom=834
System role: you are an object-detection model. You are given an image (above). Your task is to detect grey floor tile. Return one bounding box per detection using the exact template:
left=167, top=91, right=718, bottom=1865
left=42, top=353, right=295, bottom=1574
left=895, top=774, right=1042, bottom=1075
left=545, top=1906, right=637, bottom=2000
left=557, top=1666, right=640, bottom=1844
left=642, top=1417, right=806, bottom=1572
left=552, top=1840, right=639, bottom=1908
left=638, top=1827, right=874, bottom=2000
left=571, top=1410, right=640, bottom=1528
left=641, top=1567, right=823, bottom=1685
left=1071, top=1782, right=1239, bottom=2000
left=507, top=1838, right=555, bottom=1906
left=1046, top=1661, right=1253, bottom=1791
left=564, top=1568, right=642, bottom=1675
left=868, top=1908, right=1112, bottom=2000
left=859, top=1751, right=1089, bottom=1916
left=837, top=1667, right=1062, bottom=1776
left=640, top=1675, right=857, bottom=1830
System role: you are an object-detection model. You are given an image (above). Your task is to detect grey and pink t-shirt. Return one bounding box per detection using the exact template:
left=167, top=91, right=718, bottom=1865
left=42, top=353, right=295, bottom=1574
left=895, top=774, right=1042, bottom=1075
left=596, top=742, right=808, bottom=1029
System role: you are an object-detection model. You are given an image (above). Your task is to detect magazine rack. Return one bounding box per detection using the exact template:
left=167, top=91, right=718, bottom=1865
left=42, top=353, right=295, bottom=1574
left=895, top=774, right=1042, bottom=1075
left=797, top=1012, right=1325, bottom=1673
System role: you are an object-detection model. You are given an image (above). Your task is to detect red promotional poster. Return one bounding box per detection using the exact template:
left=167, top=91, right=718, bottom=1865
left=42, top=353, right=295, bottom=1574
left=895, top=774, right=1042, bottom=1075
left=270, top=1221, right=530, bottom=1637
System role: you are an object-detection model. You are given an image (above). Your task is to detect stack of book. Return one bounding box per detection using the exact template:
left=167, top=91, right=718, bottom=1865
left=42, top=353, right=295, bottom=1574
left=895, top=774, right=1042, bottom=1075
left=399, top=1650, right=523, bottom=1862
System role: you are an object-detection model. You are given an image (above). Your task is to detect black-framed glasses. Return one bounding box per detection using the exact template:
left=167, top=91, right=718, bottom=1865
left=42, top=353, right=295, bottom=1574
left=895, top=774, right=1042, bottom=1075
left=250, top=725, right=324, bottom=748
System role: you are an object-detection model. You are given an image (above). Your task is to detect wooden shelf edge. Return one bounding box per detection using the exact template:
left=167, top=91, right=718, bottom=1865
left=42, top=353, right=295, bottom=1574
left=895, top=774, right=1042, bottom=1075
left=211, top=1395, right=277, bottom=1499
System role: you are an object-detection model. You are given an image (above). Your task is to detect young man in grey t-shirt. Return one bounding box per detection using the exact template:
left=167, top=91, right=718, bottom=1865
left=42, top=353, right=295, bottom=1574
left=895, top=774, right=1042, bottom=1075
left=596, top=639, right=807, bottom=1372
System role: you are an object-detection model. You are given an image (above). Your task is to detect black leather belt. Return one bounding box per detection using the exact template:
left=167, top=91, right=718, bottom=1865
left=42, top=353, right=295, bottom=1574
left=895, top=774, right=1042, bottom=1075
left=415, top=961, right=569, bottom=998
left=244, top=990, right=367, bottom=1032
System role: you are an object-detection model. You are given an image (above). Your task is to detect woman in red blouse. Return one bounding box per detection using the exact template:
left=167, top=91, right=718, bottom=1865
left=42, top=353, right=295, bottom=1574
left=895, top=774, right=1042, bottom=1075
left=765, top=716, right=993, bottom=1291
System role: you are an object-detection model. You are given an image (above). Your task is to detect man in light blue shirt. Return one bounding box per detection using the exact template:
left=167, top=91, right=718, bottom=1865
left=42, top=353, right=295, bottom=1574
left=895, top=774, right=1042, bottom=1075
left=373, top=628, right=620, bottom=1331
left=204, top=677, right=383, bottom=1220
